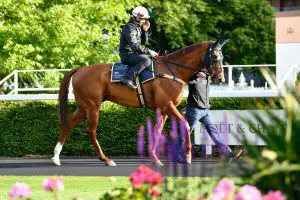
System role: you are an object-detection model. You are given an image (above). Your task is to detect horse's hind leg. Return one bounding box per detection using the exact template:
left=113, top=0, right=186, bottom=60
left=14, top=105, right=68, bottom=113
left=86, top=106, right=116, bottom=166
left=52, top=107, right=85, bottom=166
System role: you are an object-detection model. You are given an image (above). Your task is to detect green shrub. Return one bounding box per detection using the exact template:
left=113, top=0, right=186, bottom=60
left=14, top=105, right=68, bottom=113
left=237, top=92, right=300, bottom=200
left=0, top=98, right=281, bottom=157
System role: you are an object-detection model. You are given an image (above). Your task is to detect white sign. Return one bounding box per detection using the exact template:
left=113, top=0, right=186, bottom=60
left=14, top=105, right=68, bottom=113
left=194, top=110, right=285, bottom=146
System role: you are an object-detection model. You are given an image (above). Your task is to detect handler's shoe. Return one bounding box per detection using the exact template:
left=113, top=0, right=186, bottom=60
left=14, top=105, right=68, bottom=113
left=224, top=149, right=243, bottom=162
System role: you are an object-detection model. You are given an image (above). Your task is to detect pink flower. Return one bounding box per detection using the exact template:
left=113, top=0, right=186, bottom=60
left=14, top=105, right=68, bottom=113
left=213, top=178, right=234, bottom=198
left=262, top=191, right=286, bottom=200
left=235, top=185, right=262, bottom=200
left=197, top=195, right=205, bottom=200
left=210, top=192, right=226, bottom=200
left=147, top=172, right=163, bottom=185
left=148, top=186, right=160, bottom=197
left=9, top=183, right=32, bottom=200
left=130, top=171, right=145, bottom=188
left=43, top=177, right=64, bottom=191
left=129, top=165, right=163, bottom=188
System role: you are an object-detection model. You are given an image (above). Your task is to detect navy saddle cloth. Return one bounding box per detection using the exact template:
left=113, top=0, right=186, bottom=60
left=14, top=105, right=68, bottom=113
left=111, top=62, right=155, bottom=83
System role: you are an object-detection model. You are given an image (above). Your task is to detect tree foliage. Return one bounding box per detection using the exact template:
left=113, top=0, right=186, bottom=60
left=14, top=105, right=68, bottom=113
left=0, top=0, right=141, bottom=80
left=0, top=0, right=275, bottom=84
left=149, top=0, right=275, bottom=64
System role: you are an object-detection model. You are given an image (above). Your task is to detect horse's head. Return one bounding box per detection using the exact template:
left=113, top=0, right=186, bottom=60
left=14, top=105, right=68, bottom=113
left=203, top=39, right=229, bottom=84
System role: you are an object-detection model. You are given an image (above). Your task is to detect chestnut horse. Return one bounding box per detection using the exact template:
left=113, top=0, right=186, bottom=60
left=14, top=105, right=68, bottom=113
left=52, top=40, right=228, bottom=166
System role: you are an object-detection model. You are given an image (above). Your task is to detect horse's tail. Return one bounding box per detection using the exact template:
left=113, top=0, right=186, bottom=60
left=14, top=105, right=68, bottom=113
left=59, top=68, right=78, bottom=133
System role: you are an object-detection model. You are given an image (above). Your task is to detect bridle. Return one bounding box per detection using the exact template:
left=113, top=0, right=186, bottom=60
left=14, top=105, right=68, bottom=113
left=145, top=40, right=228, bottom=85
left=203, top=43, right=224, bottom=75
left=155, top=42, right=224, bottom=77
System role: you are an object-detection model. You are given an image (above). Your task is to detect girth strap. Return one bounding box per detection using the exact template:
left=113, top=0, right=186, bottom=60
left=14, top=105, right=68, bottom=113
left=135, top=76, right=146, bottom=108
left=134, top=59, right=187, bottom=108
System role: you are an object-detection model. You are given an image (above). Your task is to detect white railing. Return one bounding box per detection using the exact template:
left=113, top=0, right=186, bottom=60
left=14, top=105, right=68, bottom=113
left=278, top=64, right=300, bottom=88
left=1, top=69, right=70, bottom=95
left=0, top=65, right=279, bottom=101
left=224, top=64, right=276, bottom=89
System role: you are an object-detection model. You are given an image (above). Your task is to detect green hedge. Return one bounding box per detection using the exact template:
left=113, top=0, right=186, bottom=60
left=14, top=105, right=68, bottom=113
left=0, top=98, right=281, bottom=157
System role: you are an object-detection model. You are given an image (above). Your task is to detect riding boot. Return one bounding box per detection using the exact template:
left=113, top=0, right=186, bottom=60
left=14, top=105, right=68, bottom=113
left=121, top=63, right=148, bottom=89
left=134, top=62, right=148, bottom=75
left=121, top=67, right=137, bottom=89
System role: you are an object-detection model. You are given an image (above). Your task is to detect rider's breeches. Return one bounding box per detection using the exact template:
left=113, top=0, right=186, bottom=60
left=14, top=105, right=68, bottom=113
left=120, top=53, right=151, bottom=75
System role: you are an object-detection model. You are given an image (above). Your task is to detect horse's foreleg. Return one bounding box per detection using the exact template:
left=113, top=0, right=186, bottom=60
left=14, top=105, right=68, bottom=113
left=165, top=103, right=192, bottom=164
left=52, top=107, right=85, bottom=166
left=86, top=108, right=116, bottom=166
left=151, top=114, right=168, bottom=166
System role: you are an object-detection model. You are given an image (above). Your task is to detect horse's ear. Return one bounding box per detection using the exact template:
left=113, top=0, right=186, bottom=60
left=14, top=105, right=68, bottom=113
left=219, top=39, right=229, bottom=48
left=214, top=39, right=220, bottom=46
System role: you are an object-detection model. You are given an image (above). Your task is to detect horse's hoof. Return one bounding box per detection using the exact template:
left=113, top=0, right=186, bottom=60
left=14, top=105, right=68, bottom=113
left=154, top=160, right=164, bottom=167
left=107, top=160, right=116, bottom=166
left=52, top=157, right=61, bottom=166
left=186, top=156, right=192, bottom=164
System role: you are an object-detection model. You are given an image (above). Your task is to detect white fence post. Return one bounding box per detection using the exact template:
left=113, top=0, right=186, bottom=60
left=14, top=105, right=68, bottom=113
left=228, top=66, right=233, bottom=89
left=14, top=71, right=18, bottom=95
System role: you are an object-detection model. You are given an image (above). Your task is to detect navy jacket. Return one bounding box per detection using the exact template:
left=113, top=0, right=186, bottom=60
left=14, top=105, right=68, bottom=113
left=119, top=17, right=149, bottom=55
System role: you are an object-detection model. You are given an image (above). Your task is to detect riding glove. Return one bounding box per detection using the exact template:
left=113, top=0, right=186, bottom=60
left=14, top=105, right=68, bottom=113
left=148, top=50, right=158, bottom=58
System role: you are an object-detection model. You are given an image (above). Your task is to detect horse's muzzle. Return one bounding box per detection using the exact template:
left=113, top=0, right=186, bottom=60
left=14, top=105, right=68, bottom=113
left=219, top=78, right=224, bottom=84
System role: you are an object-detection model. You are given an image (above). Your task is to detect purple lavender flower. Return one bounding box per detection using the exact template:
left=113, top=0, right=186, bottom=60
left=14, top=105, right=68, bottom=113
left=170, top=117, right=178, bottom=163
left=171, top=117, right=178, bottom=140
left=158, top=134, right=166, bottom=156
left=137, top=125, right=145, bottom=157
left=223, top=112, right=229, bottom=146
left=180, top=119, right=187, bottom=155
left=146, top=117, right=154, bottom=156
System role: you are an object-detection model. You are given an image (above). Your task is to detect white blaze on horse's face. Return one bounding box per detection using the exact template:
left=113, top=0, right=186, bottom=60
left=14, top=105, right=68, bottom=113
left=210, top=39, right=228, bottom=84
left=211, top=48, right=225, bottom=84
left=212, top=48, right=222, bottom=62
left=211, top=63, right=224, bottom=84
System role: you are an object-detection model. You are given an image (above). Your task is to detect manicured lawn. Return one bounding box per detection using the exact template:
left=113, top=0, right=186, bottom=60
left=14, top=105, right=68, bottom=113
left=0, top=176, right=242, bottom=199
left=0, top=176, right=130, bottom=200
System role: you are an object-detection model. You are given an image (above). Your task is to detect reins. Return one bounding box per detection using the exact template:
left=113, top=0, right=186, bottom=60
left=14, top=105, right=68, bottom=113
left=141, top=43, right=220, bottom=85
left=158, top=59, right=198, bottom=71
left=142, top=57, right=206, bottom=85
left=143, top=60, right=188, bottom=85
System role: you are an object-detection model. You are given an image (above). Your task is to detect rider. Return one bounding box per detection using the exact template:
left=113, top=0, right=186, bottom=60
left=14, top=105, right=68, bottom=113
left=119, top=6, right=158, bottom=89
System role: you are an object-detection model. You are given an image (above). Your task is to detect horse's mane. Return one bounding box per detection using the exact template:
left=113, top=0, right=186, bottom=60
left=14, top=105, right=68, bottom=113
left=164, top=41, right=211, bottom=60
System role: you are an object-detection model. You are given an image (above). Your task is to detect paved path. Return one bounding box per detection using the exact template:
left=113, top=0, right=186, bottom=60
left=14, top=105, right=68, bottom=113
left=0, top=157, right=244, bottom=177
